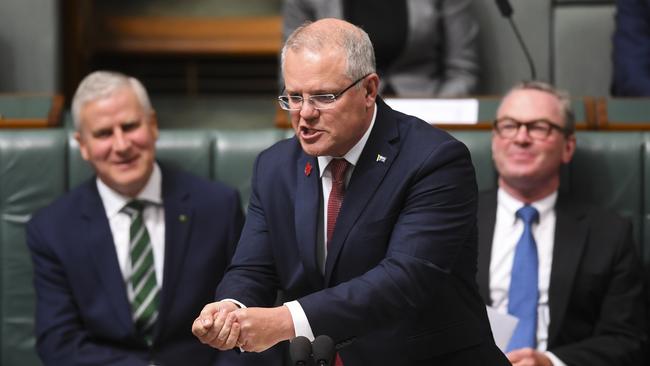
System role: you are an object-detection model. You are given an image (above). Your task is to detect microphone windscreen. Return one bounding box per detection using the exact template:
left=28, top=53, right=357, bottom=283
left=289, top=336, right=312, bottom=365
left=312, top=335, right=335, bottom=365
left=495, top=0, right=513, bottom=17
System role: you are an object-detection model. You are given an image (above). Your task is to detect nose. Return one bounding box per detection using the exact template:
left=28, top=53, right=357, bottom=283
left=298, top=99, right=319, bottom=120
left=112, top=128, right=131, bottom=152
left=513, top=123, right=532, bottom=143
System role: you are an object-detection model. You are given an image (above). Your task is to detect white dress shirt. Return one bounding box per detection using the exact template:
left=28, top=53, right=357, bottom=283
left=490, top=188, right=566, bottom=365
left=96, top=163, right=165, bottom=302
left=285, top=104, right=377, bottom=341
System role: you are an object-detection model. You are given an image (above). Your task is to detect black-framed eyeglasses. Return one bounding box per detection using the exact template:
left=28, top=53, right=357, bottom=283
left=278, top=73, right=371, bottom=111
left=493, top=117, right=569, bottom=140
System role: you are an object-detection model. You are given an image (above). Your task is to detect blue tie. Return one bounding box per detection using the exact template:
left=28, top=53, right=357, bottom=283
left=507, top=205, right=539, bottom=352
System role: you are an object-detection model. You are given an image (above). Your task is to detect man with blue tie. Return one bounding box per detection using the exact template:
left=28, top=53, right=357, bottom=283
left=26, top=71, right=280, bottom=365
left=477, top=81, right=647, bottom=365
left=192, top=18, right=508, bottom=365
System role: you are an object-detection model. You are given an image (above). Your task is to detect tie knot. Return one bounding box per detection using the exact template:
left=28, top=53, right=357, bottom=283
left=329, top=159, right=349, bottom=184
left=516, top=205, right=539, bottom=225
left=123, top=200, right=146, bottom=217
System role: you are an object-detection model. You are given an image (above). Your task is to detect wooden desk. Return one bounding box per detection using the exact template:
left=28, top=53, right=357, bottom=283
left=0, top=94, right=64, bottom=128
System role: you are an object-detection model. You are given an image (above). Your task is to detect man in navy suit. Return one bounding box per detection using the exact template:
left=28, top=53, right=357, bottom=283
left=192, top=19, right=508, bottom=365
left=477, top=81, right=646, bottom=365
left=613, top=0, right=650, bottom=96
left=26, top=71, right=279, bottom=365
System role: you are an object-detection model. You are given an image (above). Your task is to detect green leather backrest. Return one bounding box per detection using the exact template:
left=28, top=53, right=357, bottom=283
left=0, top=130, right=67, bottom=366
left=568, top=132, right=645, bottom=248
left=213, top=129, right=291, bottom=210
left=449, top=131, right=497, bottom=192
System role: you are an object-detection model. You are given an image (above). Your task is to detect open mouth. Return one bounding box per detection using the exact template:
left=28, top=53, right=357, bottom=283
left=299, top=126, right=323, bottom=140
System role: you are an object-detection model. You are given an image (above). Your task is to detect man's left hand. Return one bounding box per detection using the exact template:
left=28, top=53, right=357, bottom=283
left=233, top=305, right=295, bottom=352
left=507, top=348, right=553, bottom=366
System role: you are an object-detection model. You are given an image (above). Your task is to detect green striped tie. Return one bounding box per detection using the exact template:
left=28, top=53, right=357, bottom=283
left=123, top=200, right=160, bottom=345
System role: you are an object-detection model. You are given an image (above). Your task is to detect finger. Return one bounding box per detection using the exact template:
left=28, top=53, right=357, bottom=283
left=191, top=316, right=211, bottom=338
left=225, top=321, right=241, bottom=350
left=199, top=302, right=221, bottom=317
left=215, top=312, right=236, bottom=349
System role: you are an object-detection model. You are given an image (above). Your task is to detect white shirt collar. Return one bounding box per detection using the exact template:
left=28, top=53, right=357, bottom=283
left=317, top=102, right=377, bottom=176
left=497, top=187, right=557, bottom=225
left=97, top=163, right=163, bottom=218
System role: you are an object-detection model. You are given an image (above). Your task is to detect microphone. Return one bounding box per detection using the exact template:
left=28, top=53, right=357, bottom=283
left=312, top=335, right=335, bottom=366
left=289, top=336, right=313, bottom=366
left=494, top=0, right=537, bottom=80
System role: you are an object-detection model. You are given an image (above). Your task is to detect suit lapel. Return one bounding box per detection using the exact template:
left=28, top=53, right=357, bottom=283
left=81, top=182, right=134, bottom=332
left=295, top=153, right=324, bottom=288
left=324, top=99, right=399, bottom=283
left=547, top=197, right=588, bottom=346
left=477, top=191, right=497, bottom=304
left=157, top=168, right=193, bottom=338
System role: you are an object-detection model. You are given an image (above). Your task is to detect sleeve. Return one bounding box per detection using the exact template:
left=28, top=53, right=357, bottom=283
left=215, top=155, right=281, bottom=307
left=26, top=218, right=148, bottom=366
left=550, top=218, right=647, bottom=365
left=612, top=0, right=650, bottom=96
left=299, top=138, right=479, bottom=342
left=436, top=0, right=479, bottom=97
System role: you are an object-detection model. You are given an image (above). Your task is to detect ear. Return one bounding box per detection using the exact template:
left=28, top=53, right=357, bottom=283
left=363, top=73, right=380, bottom=108
left=149, top=111, right=160, bottom=140
left=74, top=131, right=90, bottom=161
left=562, top=134, right=576, bottom=164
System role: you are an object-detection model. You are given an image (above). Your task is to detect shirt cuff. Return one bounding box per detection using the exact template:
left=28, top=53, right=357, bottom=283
left=284, top=300, right=315, bottom=341
left=545, top=351, right=567, bottom=366
left=221, top=298, right=246, bottom=309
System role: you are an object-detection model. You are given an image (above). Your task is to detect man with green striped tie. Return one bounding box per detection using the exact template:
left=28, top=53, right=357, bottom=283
left=26, top=71, right=282, bottom=366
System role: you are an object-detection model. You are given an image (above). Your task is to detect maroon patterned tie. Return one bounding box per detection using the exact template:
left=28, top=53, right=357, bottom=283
left=327, top=159, right=350, bottom=244
left=326, top=158, right=349, bottom=366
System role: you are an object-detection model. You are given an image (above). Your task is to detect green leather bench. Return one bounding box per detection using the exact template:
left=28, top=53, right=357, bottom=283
left=0, top=128, right=648, bottom=365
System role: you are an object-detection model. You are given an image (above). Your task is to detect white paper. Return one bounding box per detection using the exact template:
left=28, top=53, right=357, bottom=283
left=486, top=306, right=519, bottom=352
left=384, top=98, right=479, bottom=124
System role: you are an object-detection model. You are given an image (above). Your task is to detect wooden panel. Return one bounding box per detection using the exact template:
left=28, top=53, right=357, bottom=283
left=0, top=94, right=64, bottom=128
left=596, top=98, right=650, bottom=130
left=94, top=16, right=283, bottom=56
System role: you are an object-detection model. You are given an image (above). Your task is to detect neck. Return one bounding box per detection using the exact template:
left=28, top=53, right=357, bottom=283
left=499, top=176, right=559, bottom=204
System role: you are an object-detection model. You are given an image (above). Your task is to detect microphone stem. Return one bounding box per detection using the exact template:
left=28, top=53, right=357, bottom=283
left=507, top=17, right=537, bottom=80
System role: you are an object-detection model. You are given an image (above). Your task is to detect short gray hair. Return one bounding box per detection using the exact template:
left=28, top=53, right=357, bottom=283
left=280, top=19, right=376, bottom=83
left=71, top=71, right=153, bottom=131
left=507, top=81, right=575, bottom=135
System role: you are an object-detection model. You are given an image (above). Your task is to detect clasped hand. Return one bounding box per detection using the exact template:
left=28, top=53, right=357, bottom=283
left=191, top=301, right=294, bottom=353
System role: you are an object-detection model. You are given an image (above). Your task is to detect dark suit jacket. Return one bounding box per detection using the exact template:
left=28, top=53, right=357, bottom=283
left=613, top=0, right=650, bottom=96
left=477, top=190, right=647, bottom=365
left=215, top=99, right=508, bottom=365
left=27, top=165, right=280, bottom=366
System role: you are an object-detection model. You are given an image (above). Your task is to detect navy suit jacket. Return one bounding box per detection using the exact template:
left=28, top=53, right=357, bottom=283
left=613, top=0, right=650, bottom=96
left=27, top=165, right=279, bottom=366
left=216, top=99, right=508, bottom=365
left=477, top=190, right=647, bottom=365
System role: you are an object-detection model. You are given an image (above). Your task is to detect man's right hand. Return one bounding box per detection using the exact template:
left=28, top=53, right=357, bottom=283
left=192, top=301, right=241, bottom=350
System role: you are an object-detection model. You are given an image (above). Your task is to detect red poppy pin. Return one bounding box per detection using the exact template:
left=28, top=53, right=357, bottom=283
left=304, top=162, right=312, bottom=176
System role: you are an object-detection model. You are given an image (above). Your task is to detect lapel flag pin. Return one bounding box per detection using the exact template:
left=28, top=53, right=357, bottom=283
left=376, top=154, right=387, bottom=163
left=179, top=214, right=188, bottom=222
left=304, top=162, right=312, bottom=176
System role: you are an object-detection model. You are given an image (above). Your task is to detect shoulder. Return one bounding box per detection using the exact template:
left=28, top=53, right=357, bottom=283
left=388, top=106, right=472, bottom=164
left=27, top=179, right=96, bottom=239
left=160, top=165, right=240, bottom=207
